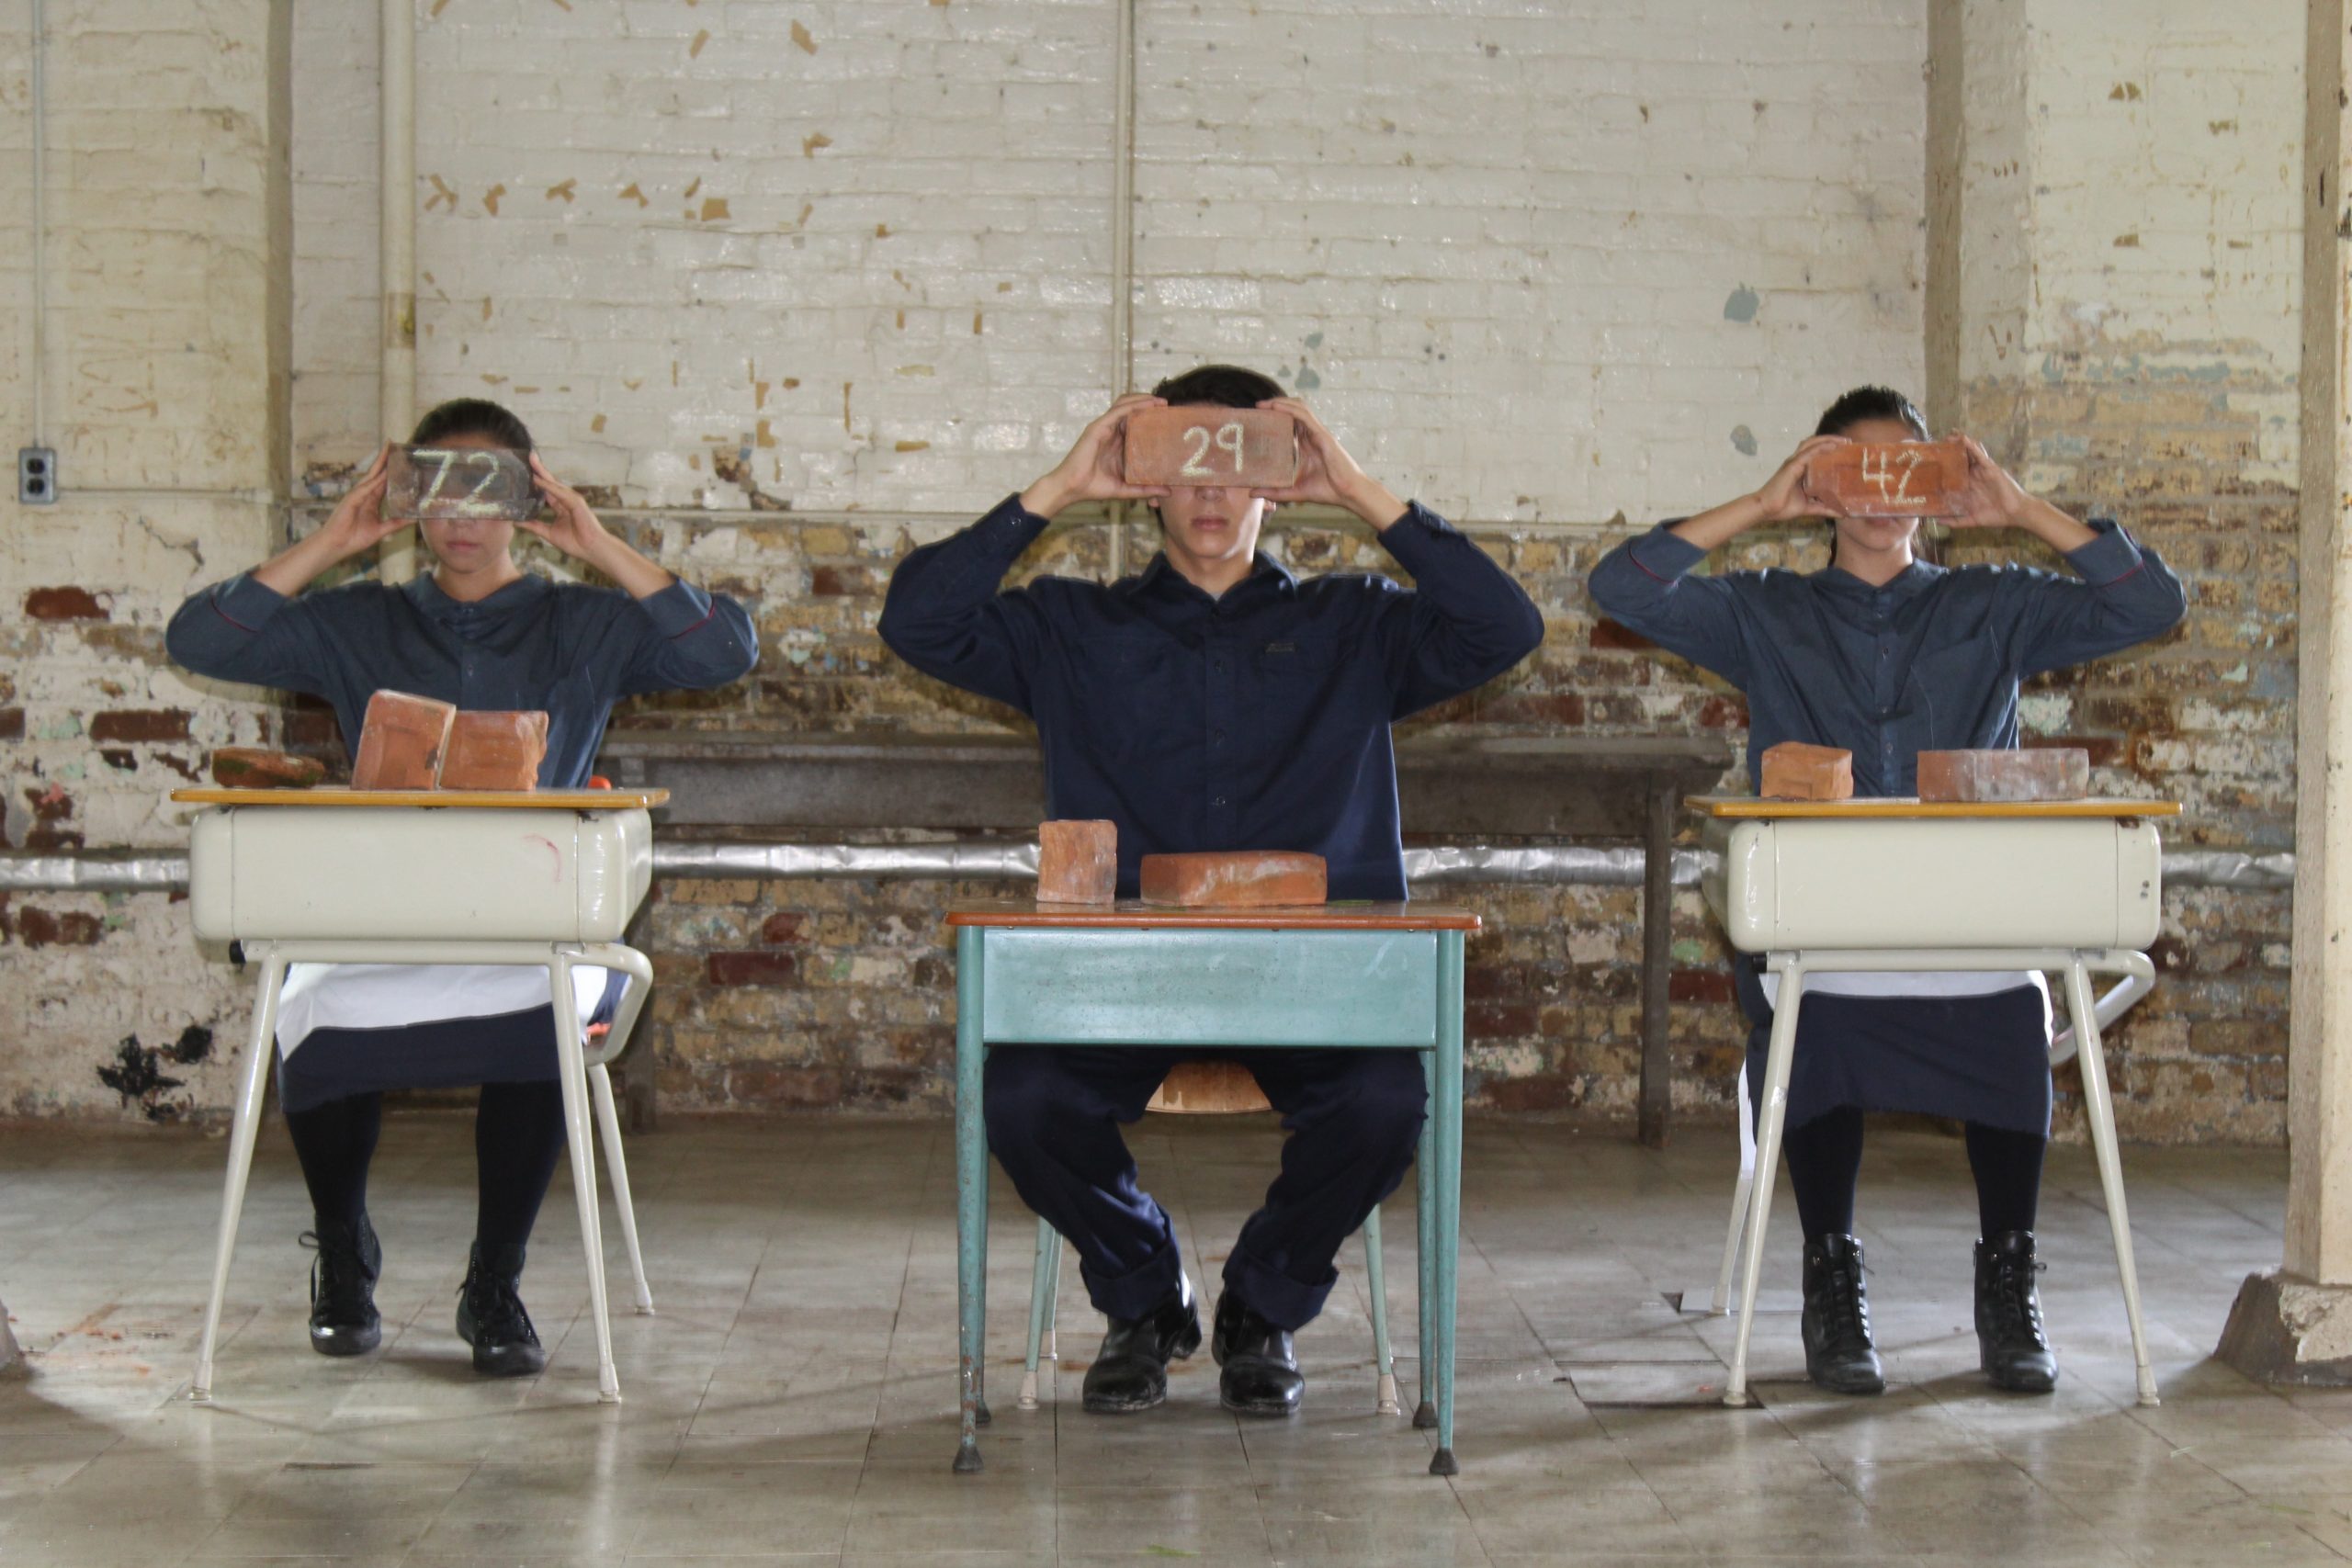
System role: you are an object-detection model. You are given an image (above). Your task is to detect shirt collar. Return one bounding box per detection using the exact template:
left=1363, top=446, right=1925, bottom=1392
left=404, top=570, right=548, bottom=620
left=1813, top=558, right=1945, bottom=596
left=1127, top=550, right=1297, bottom=605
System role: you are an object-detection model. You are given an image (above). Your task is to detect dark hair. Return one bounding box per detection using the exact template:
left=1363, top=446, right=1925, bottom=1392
left=411, top=397, right=534, bottom=452
left=1814, top=385, right=1928, bottom=441
left=1149, top=364, right=1285, bottom=410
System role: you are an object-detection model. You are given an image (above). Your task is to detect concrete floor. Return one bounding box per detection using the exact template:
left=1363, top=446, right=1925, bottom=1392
left=0, top=1112, right=2343, bottom=1566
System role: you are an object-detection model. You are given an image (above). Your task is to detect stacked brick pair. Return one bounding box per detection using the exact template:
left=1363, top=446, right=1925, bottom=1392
left=1036, top=818, right=1329, bottom=908
left=349, top=692, right=550, bottom=792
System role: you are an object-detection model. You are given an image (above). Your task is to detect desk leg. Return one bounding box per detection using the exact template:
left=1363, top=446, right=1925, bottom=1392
left=2064, top=959, right=2161, bottom=1406
left=1414, top=1049, right=1437, bottom=1430
left=1638, top=783, right=1674, bottom=1149
left=550, top=953, right=620, bottom=1403
left=954, top=926, right=989, bottom=1473
left=1724, top=961, right=1802, bottom=1408
left=191, top=946, right=287, bottom=1403
left=1430, top=930, right=1465, bottom=1477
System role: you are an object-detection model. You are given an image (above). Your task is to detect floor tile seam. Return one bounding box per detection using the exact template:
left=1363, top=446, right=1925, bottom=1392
left=840, top=1134, right=938, bottom=1562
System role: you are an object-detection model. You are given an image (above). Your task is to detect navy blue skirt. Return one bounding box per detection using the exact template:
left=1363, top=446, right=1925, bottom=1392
left=1735, top=959, right=2052, bottom=1137
left=275, top=972, right=628, bottom=1114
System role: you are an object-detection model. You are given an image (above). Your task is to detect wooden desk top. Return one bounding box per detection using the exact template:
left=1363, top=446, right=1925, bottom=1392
left=1688, top=795, right=2180, bottom=820
left=945, top=899, right=1481, bottom=931
left=171, top=786, right=670, bottom=811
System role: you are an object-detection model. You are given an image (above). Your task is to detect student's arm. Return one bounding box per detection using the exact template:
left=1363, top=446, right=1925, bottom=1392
left=878, top=395, right=1169, bottom=711
left=1249, top=399, right=1544, bottom=714
left=164, top=445, right=401, bottom=690
left=1945, top=437, right=2188, bottom=673
left=1585, top=435, right=1848, bottom=685
left=521, top=457, right=760, bottom=694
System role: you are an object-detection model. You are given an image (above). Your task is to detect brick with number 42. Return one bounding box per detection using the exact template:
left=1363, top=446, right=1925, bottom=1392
left=385, top=445, right=539, bottom=522
left=1124, top=407, right=1298, bottom=489
left=1807, top=439, right=1970, bottom=518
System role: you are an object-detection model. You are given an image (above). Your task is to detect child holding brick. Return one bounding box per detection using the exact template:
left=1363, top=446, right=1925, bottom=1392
left=1588, top=386, right=2185, bottom=1397
left=880, top=365, right=1543, bottom=1418
left=166, top=399, right=757, bottom=1376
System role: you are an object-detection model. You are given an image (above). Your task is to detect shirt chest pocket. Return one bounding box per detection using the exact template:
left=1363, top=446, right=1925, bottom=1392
left=1250, top=639, right=1344, bottom=680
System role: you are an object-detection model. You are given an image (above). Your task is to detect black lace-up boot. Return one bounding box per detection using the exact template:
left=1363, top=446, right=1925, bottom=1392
left=1975, top=1231, right=2059, bottom=1393
left=1080, top=1273, right=1201, bottom=1414
left=1801, top=1234, right=1884, bottom=1395
left=455, top=1240, right=546, bottom=1377
left=1212, top=1291, right=1305, bottom=1417
left=300, top=1215, right=381, bottom=1358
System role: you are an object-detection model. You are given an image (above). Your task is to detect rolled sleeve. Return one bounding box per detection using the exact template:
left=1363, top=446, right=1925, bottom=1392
left=2062, top=517, right=2146, bottom=586
left=637, top=580, right=719, bottom=639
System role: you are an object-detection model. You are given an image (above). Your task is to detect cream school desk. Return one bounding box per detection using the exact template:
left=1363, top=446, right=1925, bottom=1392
left=174, top=786, right=669, bottom=1403
left=1690, top=795, right=2180, bottom=1408
left=943, top=899, right=1477, bottom=1477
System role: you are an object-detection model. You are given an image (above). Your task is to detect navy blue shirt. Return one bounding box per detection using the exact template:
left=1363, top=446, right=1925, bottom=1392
left=166, top=570, right=758, bottom=787
left=878, top=495, right=1544, bottom=899
left=1587, top=520, right=2185, bottom=795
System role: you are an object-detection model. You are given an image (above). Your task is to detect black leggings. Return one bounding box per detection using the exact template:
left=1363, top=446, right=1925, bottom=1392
left=284, top=1080, right=569, bottom=1250
left=1781, top=1106, right=2045, bottom=1241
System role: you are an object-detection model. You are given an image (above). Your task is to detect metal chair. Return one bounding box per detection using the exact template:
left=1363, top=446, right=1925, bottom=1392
left=1018, top=1058, right=1399, bottom=1415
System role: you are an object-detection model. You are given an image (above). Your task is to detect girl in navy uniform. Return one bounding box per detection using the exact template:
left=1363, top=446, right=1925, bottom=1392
left=1589, top=387, right=2184, bottom=1395
left=168, top=400, right=756, bottom=1375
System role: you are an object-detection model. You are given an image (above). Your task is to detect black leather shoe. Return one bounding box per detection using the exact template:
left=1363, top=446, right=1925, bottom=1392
left=456, top=1240, right=546, bottom=1378
left=1975, top=1231, right=2059, bottom=1393
left=1801, top=1234, right=1884, bottom=1395
left=300, top=1215, right=381, bottom=1358
left=1212, top=1290, right=1305, bottom=1417
left=1080, top=1275, right=1201, bottom=1414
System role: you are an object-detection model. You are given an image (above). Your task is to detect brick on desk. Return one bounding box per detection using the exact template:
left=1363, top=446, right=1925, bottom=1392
left=209, top=748, right=326, bottom=789
left=1139, top=850, right=1327, bottom=908
left=1807, top=439, right=1970, bottom=517
left=1916, top=748, right=2089, bottom=803
left=351, top=690, right=457, bottom=790
left=438, top=710, right=549, bottom=792
left=1124, top=407, right=1299, bottom=489
left=1037, top=818, right=1116, bottom=904
left=385, top=444, right=538, bottom=522
left=1759, top=741, right=1853, bottom=801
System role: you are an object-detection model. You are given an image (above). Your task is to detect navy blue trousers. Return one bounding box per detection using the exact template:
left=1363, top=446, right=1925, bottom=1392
left=983, top=1047, right=1427, bottom=1332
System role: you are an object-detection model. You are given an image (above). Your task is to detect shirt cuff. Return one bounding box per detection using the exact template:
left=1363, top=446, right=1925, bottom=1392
left=638, top=580, right=718, bottom=638
left=2064, top=516, right=2144, bottom=585
left=982, top=492, right=1054, bottom=548
left=1626, top=523, right=1708, bottom=582
left=209, top=573, right=288, bottom=632
left=1372, top=502, right=1461, bottom=570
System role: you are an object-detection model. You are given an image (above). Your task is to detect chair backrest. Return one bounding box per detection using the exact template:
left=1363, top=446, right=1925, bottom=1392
left=1146, top=1058, right=1272, bottom=1115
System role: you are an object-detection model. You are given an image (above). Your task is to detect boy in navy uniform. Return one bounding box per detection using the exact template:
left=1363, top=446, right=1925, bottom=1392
left=880, top=366, right=1542, bottom=1416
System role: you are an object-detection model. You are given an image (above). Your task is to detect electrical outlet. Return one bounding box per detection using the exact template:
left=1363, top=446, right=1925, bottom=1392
left=18, top=447, right=57, bottom=504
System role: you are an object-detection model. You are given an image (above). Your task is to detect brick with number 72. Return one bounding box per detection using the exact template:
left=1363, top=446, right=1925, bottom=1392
left=384, top=445, right=540, bottom=522
left=1123, top=407, right=1299, bottom=489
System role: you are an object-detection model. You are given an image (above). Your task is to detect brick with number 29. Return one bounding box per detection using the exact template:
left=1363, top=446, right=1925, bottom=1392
left=1123, top=407, right=1299, bottom=489
left=385, top=445, right=540, bottom=522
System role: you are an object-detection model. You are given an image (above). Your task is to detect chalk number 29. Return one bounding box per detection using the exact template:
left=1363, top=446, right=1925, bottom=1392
left=1178, top=422, right=1247, bottom=478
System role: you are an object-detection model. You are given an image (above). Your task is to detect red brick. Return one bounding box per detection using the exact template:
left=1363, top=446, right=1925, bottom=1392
left=0, top=709, right=22, bottom=740
left=1806, top=438, right=1970, bottom=517
left=1759, top=741, right=1853, bottom=801
left=1669, top=970, right=1736, bottom=1005
left=1037, top=818, right=1117, bottom=904
left=17, top=907, right=102, bottom=948
left=1916, top=748, right=2088, bottom=803
left=209, top=749, right=325, bottom=789
left=707, top=950, right=798, bottom=986
left=24, top=586, right=107, bottom=621
left=761, top=911, right=808, bottom=944
left=385, top=444, right=537, bottom=521
left=438, top=710, right=548, bottom=792
left=1124, top=406, right=1298, bottom=489
left=88, top=708, right=191, bottom=744
left=1589, top=620, right=1657, bottom=651
left=1138, top=851, right=1327, bottom=908
left=351, top=691, right=457, bottom=790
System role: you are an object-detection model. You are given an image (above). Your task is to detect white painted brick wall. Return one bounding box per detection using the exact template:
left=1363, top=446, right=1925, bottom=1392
left=291, top=0, right=1927, bottom=524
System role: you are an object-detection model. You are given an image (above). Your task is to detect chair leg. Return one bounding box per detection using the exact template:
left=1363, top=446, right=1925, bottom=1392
left=589, top=1064, right=653, bottom=1315
left=1365, top=1205, right=1399, bottom=1415
left=2064, top=959, right=2160, bottom=1406
left=1042, top=1233, right=1061, bottom=1360
left=1724, top=964, right=1803, bottom=1408
left=1712, top=1054, right=1758, bottom=1316
left=191, top=949, right=288, bottom=1402
left=549, top=953, right=619, bottom=1403
left=1021, top=1217, right=1056, bottom=1410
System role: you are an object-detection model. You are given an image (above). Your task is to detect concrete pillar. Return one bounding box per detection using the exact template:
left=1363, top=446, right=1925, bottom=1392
left=2217, top=0, right=2352, bottom=1386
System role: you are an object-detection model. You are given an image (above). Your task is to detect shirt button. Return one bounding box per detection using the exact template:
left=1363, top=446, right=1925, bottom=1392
left=1211, top=729, right=1226, bottom=746
left=1213, top=795, right=1228, bottom=807
left=1212, top=660, right=1227, bottom=675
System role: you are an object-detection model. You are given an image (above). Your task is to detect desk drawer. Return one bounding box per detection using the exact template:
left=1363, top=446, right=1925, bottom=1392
left=978, top=928, right=1441, bottom=1048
